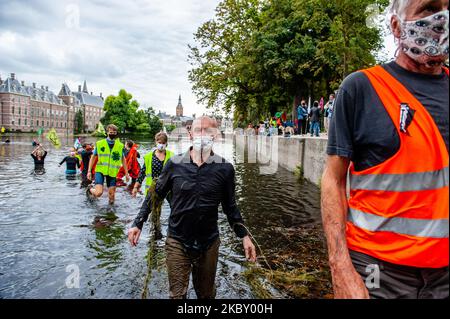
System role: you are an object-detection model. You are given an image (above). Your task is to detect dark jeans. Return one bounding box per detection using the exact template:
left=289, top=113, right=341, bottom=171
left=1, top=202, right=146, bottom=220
left=165, top=237, right=220, bottom=299
left=297, top=120, right=303, bottom=135
left=81, top=171, right=91, bottom=187
left=350, top=250, right=449, bottom=299
left=310, top=121, right=320, bottom=136
left=301, top=119, right=307, bottom=135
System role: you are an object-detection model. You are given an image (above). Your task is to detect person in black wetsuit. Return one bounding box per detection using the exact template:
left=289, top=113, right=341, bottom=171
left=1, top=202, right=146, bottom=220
left=31, top=143, right=47, bottom=174
left=59, top=148, right=80, bottom=175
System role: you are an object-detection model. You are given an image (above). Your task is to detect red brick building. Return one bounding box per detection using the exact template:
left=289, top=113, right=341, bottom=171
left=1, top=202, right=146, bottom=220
left=0, top=73, right=104, bottom=134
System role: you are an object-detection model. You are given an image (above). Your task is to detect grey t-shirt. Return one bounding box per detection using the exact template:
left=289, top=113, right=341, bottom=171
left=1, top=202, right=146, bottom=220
left=327, top=61, right=449, bottom=171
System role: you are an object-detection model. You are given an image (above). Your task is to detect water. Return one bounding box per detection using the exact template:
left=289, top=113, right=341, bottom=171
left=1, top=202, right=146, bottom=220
left=0, top=134, right=331, bottom=299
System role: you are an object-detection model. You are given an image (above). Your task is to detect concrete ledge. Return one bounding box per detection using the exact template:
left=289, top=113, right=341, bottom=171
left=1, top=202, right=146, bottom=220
left=234, top=135, right=328, bottom=186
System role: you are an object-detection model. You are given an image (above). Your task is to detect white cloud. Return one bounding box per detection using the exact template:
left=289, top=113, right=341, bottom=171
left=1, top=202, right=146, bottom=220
left=0, top=0, right=221, bottom=116
left=0, top=0, right=400, bottom=117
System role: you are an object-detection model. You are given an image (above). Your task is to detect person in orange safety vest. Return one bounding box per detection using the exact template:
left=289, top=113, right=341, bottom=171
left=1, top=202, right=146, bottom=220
left=321, top=0, right=449, bottom=299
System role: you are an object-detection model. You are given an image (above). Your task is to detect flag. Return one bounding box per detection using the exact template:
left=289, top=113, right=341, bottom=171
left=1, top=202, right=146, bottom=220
left=74, top=138, right=82, bottom=149
left=37, top=128, right=44, bottom=136
left=46, top=128, right=61, bottom=148
left=319, top=97, right=324, bottom=110
left=1, top=127, right=5, bottom=133
left=95, top=122, right=106, bottom=136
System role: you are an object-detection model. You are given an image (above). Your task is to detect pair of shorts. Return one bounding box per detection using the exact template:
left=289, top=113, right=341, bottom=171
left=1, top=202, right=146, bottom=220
left=95, top=172, right=116, bottom=188
left=66, top=170, right=77, bottom=175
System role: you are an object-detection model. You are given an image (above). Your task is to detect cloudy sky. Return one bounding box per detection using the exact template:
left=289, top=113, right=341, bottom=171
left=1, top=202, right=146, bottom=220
left=0, top=0, right=221, bottom=116
left=0, top=0, right=396, bottom=116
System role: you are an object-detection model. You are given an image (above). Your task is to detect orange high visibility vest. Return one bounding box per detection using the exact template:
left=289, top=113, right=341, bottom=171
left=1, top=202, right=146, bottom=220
left=346, top=65, right=449, bottom=268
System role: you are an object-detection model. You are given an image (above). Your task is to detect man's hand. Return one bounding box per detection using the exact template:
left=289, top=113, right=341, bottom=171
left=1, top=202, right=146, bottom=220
left=128, top=227, right=141, bottom=246
left=125, top=173, right=130, bottom=183
left=87, top=172, right=92, bottom=181
left=331, top=264, right=369, bottom=299
left=243, top=235, right=257, bottom=262
left=131, top=186, right=139, bottom=197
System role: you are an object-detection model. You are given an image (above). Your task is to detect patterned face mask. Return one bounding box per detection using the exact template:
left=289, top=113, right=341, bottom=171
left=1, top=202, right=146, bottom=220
left=398, top=10, right=449, bottom=66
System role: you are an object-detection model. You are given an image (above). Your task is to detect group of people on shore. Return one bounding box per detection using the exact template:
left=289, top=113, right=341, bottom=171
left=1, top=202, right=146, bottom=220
left=242, top=94, right=335, bottom=138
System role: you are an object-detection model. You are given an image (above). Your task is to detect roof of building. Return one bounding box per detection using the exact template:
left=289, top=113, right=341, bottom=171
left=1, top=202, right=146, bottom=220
left=58, top=83, right=72, bottom=96
left=82, top=80, right=88, bottom=93
left=0, top=74, right=103, bottom=108
left=0, top=75, right=65, bottom=105
left=73, top=91, right=104, bottom=108
left=157, top=111, right=172, bottom=119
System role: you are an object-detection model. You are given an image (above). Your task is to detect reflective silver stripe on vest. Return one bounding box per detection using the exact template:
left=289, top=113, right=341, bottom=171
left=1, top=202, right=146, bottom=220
left=350, top=166, right=449, bottom=192
left=98, top=154, right=109, bottom=158
left=348, top=208, right=449, bottom=238
left=146, top=174, right=152, bottom=178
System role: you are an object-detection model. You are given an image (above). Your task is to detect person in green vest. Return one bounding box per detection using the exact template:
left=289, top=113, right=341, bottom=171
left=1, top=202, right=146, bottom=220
left=131, top=132, right=173, bottom=239
left=86, top=124, right=129, bottom=205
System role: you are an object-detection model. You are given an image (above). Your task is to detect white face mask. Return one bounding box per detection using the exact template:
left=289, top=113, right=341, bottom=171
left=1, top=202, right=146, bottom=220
left=192, top=136, right=214, bottom=153
left=156, top=143, right=166, bottom=151
left=398, top=10, right=449, bottom=66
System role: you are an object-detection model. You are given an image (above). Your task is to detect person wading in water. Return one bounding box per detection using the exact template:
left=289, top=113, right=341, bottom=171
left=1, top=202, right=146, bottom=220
left=128, top=116, right=257, bottom=299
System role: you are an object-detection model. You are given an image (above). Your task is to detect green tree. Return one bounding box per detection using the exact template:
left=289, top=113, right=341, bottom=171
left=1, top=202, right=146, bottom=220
left=165, top=124, right=176, bottom=133
left=189, top=0, right=389, bottom=124
left=75, top=110, right=84, bottom=134
left=101, top=89, right=145, bottom=132
left=145, top=107, right=163, bottom=136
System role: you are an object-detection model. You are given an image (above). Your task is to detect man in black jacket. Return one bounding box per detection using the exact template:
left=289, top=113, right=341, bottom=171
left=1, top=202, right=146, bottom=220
left=128, top=116, right=256, bottom=299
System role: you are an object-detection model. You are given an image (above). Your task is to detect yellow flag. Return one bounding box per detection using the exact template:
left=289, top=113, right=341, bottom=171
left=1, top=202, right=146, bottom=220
left=95, top=122, right=106, bottom=136
left=46, top=128, right=61, bottom=148
left=1, top=127, right=5, bottom=133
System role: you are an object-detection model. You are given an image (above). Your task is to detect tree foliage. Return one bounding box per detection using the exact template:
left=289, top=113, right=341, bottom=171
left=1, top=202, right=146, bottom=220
left=101, top=89, right=162, bottom=136
left=189, top=0, right=389, bottom=126
left=75, top=110, right=84, bottom=134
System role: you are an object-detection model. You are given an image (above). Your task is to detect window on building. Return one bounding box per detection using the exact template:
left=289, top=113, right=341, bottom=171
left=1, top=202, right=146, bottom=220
left=18, top=118, right=21, bottom=125
left=25, top=119, right=27, bottom=126
left=12, top=106, right=14, bottom=114
left=64, top=122, right=67, bottom=128
left=18, top=107, right=21, bottom=115
left=12, top=120, right=14, bottom=125
left=47, top=121, right=49, bottom=127
left=41, top=121, right=44, bottom=126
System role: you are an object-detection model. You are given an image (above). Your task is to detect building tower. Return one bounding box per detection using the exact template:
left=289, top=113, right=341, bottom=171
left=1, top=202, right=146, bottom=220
left=176, top=94, right=183, bottom=117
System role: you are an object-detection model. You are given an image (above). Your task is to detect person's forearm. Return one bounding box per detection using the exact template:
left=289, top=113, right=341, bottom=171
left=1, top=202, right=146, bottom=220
left=122, top=158, right=129, bottom=175
left=88, top=155, right=96, bottom=172
left=132, top=193, right=152, bottom=229
left=32, top=146, right=40, bottom=154
left=321, top=167, right=352, bottom=270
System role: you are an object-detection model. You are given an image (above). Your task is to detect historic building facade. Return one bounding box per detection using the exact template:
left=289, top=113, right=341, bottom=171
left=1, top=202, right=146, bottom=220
left=0, top=73, right=104, bottom=134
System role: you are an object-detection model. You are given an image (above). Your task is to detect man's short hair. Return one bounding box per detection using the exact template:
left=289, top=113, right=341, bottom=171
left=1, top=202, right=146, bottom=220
left=155, top=132, right=168, bottom=144
left=106, top=124, right=118, bottom=132
left=126, top=140, right=134, bottom=148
